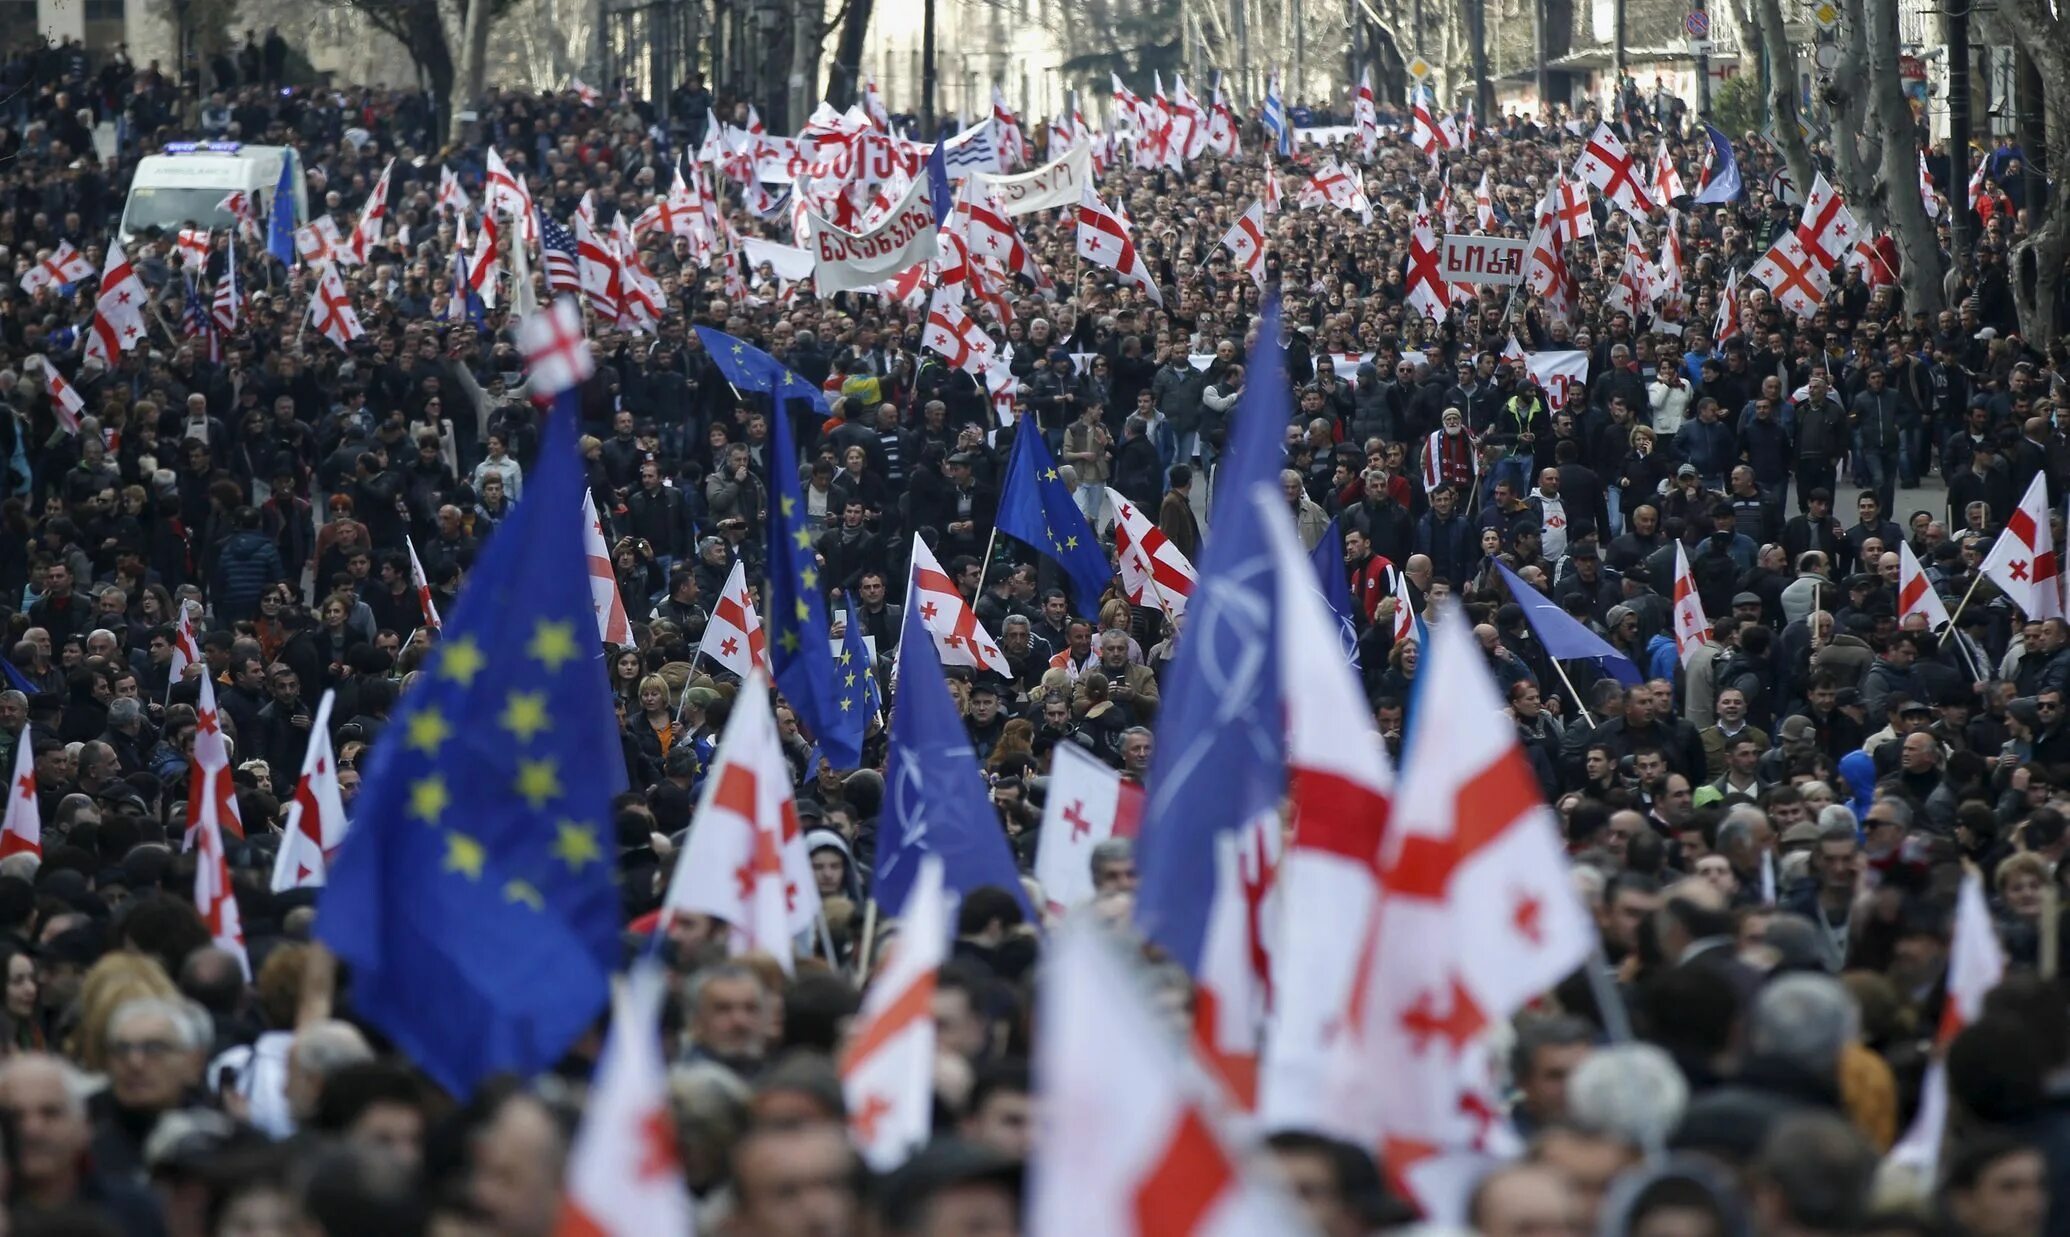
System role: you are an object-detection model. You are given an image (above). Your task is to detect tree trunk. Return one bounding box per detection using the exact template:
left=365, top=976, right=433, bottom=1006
left=789, top=0, right=824, bottom=127
left=450, top=0, right=494, bottom=146
left=1865, top=0, right=1942, bottom=315
left=825, top=0, right=875, bottom=109
left=1825, top=0, right=1885, bottom=232
left=2003, top=0, right=2070, bottom=343
left=1753, top=0, right=1811, bottom=198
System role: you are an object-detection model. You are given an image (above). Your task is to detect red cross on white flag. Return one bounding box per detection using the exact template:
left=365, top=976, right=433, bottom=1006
left=907, top=533, right=1008, bottom=673
left=840, top=854, right=947, bottom=1171
left=703, top=558, right=766, bottom=678
left=1796, top=172, right=1859, bottom=268
left=1218, top=200, right=1269, bottom=290
left=517, top=298, right=596, bottom=397
left=1033, top=742, right=1142, bottom=916
left=0, top=725, right=41, bottom=860
left=20, top=239, right=94, bottom=294
left=1979, top=471, right=2062, bottom=621
left=1672, top=540, right=1713, bottom=666
left=270, top=690, right=349, bottom=891
left=307, top=262, right=365, bottom=349
left=1575, top=123, right=1655, bottom=220
left=1750, top=229, right=1831, bottom=318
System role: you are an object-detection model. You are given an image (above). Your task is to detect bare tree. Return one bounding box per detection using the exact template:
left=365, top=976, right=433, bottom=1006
left=1822, top=0, right=1883, bottom=231
left=1864, top=0, right=1940, bottom=313
left=1999, top=0, right=2069, bottom=342
left=1752, top=0, right=1811, bottom=197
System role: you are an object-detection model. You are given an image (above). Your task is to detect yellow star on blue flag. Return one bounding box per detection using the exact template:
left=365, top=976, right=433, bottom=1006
left=693, top=325, right=831, bottom=418
left=994, top=423, right=1114, bottom=617
left=318, top=390, right=623, bottom=1100
left=760, top=381, right=860, bottom=768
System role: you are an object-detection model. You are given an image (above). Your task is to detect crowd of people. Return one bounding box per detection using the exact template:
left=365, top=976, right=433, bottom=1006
left=0, top=26, right=2065, bottom=1237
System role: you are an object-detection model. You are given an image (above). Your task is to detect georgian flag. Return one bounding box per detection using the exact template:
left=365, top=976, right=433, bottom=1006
left=19, top=239, right=93, bottom=294
left=703, top=558, right=767, bottom=677
left=1218, top=201, right=1268, bottom=289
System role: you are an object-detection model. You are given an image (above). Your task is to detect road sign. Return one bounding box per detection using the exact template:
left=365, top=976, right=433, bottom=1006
left=1407, top=56, right=1433, bottom=81
left=1811, top=0, right=1840, bottom=29
left=1684, top=10, right=1710, bottom=38
left=1688, top=37, right=1714, bottom=54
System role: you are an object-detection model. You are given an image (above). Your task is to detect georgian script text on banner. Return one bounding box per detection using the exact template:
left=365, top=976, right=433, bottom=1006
left=807, top=174, right=940, bottom=294
left=1523, top=350, right=1591, bottom=412
left=1440, top=235, right=1528, bottom=285
left=972, top=146, right=1096, bottom=216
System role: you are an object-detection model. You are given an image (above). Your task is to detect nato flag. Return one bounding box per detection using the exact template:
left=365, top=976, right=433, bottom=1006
left=1494, top=559, right=1642, bottom=686
left=875, top=580, right=1031, bottom=917
left=1134, top=302, right=1291, bottom=973
left=318, top=393, right=622, bottom=1099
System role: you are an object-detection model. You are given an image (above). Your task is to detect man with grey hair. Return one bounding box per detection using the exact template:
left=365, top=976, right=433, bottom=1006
left=1674, top=973, right=1858, bottom=1163
left=74, top=739, right=120, bottom=799
left=1782, top=818, right=1860, bottom=970
left=100, top=696, right=147, bottom=774
left=1076, top=629, right=1159, bottom=724
left=1566, top=1042, right=1689, bottom=1153
left=94, top=995, right=214, bottom=1177
left=1090, top=837, right=1137, bottom=895
left=0, top=1053, right=160, bottom=1222
left=0, top=688, right=27, bottom=772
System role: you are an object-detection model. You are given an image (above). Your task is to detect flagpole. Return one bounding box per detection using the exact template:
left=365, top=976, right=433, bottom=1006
left=1939, top=572, right=1988, bottom=647
left=815, top=910, right=842, bottom=971
left=973, top=525, right=1002, bottom=598
left=855, top=898, right=880, bottom=979
left=1550, top=657, right=1596, bottom=726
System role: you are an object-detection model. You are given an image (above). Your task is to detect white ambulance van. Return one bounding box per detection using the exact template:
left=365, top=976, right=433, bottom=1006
left=118, top=142, right=306, bottom=241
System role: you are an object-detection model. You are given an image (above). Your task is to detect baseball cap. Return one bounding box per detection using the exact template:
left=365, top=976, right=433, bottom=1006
left=1676, top=463, right=1699, bottom=478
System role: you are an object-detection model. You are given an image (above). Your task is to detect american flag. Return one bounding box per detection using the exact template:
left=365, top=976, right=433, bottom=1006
left=182, top=274, right=220, bottom=363
left=539, top=208, right=581, bottom=297
left=211, top=236, right=240, bottom=335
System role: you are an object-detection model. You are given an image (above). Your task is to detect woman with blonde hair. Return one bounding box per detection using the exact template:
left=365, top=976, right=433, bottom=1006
left=69, top=952, right=178, bottom=1072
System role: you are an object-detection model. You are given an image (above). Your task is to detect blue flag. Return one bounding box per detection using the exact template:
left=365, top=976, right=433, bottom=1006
left=763, top=390, right=861, bottom=770
left=0, top=657, right=36, bottom=695
left=994, top=426, right=1111, bottom=618
left=1693, top=122, right=1743, bottom=204
left=1261, top=73, right=1292, bottom=158
left=1307, top=515, right=1362, bottom=670
left=1135, top=302, right=1290, bottom=973
left=267, top=153, right=298, bottom=265
left=693, top=326, right=831, bottom=418
left=876, top=580, right=1030, bottom=917
left=1493, top=559, right=1641, bottom=687
left=318, top=393, right=622, bottom=1099
left=829, top=590, right=882, bottom=764
left=926, top=137, right=954, bottom=229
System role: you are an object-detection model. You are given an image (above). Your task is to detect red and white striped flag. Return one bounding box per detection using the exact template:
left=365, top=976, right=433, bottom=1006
left=554, top=965, right=694, bottom=1237
left=661, top=674, right=820, bottom=971
left=906, top=533, right=1007, bottom=673
left=269, top=690, right=349, bottom=891
left=0, top=727, right=41, bottom=860
left=1110, top=491, right=1198, bottom=618
left=703, top=558, right=766, bottom=677
left=1672, top=540, right=1712, bottom=666
left=1033, top=742, right=1145, bottom=917
left=211, top=236, right=241, bottom=334
left=840, top=854, right=947, bottom=1170
left=19, top=240, right=93, bottom=294
left=1897, top=540, right=1951, bottom=631
left=1030, top=922, right=1304, bottom=1236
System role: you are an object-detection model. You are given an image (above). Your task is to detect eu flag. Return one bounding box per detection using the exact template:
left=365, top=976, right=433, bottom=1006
left=318, top=393, right=622, bottom=1099
left=763, top=389, right=861, bottom=770
left=877, top=578, right=1030, bottom=916
left=1135, top=301, right=1290, bottom=973
left=267, top=154, right=298, bottom=265
left=994, top=425, right=1112, bottom=618
left=693, top=325, right=831, bottom=418
left=830, top=590, right=882, bottom=759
